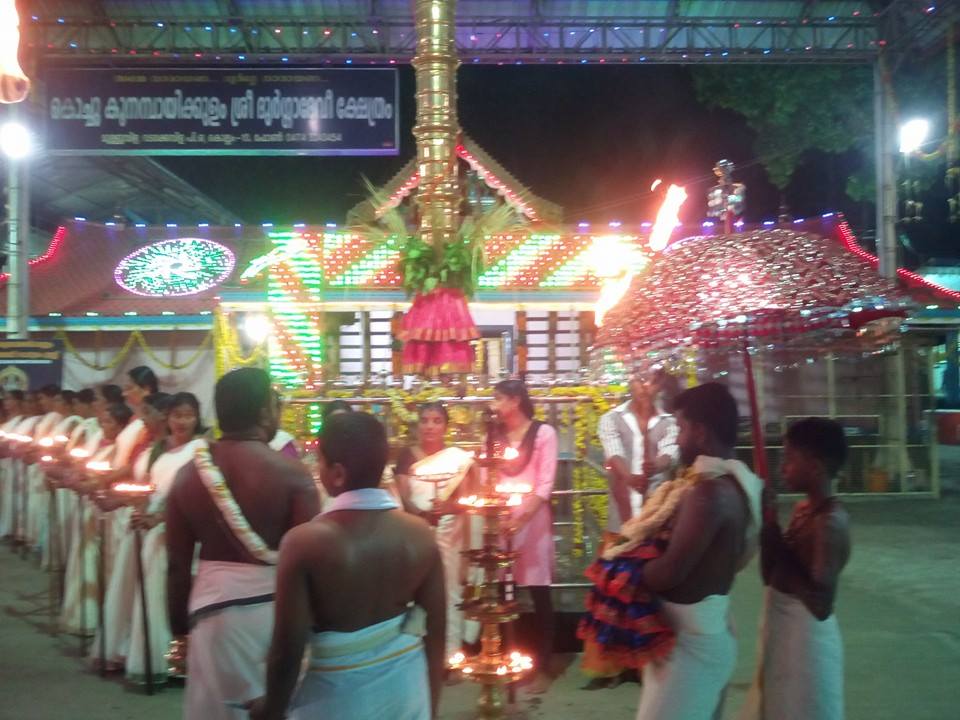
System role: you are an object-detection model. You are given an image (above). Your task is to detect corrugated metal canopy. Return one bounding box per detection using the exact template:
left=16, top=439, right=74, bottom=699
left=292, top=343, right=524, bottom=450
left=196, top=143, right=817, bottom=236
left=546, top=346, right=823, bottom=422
left=28, top=155, right=243, bottom=229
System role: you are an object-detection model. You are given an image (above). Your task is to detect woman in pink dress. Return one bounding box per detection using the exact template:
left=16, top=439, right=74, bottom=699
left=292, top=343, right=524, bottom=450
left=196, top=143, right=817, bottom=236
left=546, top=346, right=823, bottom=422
left=490, top=379, right=558, bottom=691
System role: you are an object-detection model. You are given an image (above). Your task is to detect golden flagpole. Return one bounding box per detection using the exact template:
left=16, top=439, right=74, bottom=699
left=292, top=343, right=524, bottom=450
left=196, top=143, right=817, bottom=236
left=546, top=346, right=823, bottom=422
left=411, top=0, right=461, bottom=247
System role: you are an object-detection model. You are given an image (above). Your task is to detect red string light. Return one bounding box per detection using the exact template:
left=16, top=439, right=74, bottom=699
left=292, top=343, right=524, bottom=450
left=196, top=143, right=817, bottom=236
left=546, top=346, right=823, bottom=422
left=0, top=226, right=67, bottom=284
left=836, top=219, right=960, bottom=302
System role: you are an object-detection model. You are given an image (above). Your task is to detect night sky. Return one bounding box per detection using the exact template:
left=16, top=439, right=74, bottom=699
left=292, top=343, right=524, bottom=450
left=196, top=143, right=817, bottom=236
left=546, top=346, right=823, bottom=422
left=158, top=64, right=950, bottom=254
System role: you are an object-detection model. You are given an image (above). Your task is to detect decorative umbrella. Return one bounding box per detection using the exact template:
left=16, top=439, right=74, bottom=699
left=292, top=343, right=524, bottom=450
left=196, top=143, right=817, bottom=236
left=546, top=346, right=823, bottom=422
left=595, top=227, right=916, bottom=480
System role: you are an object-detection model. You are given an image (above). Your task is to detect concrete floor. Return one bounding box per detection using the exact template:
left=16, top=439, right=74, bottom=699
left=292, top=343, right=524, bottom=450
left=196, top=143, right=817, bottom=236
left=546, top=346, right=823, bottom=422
left=1, top=498, right=958, bottom=720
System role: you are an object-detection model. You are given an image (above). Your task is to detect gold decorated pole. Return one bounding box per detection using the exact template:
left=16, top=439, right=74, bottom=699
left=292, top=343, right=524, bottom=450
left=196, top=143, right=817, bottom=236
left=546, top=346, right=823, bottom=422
left=411, top=0, right=461, bottom=246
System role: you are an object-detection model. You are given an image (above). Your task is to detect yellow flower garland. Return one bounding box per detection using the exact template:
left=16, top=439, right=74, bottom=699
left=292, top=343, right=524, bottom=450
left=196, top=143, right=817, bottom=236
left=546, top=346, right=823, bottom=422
left=281, top=383, right=624, bottom=556
left=57, top=329, right=214, bottom=372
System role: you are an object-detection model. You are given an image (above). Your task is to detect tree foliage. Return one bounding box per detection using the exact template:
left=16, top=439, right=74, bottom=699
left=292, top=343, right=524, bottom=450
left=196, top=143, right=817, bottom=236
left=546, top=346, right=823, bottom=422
left=693, top=65, right=873, bottom=190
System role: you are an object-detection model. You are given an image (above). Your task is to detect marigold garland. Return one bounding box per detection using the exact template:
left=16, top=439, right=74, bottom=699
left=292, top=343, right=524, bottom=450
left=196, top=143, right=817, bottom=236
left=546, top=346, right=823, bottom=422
left=57, top=329, right=214, bottom=372
left=280, top=383, right=624, bottom=555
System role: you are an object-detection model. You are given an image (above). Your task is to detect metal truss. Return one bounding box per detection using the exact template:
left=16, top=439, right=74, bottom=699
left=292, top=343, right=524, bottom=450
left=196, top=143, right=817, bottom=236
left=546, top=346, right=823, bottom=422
left=24, top=16, right=878, bottom=65
left=23, top=1, right=953, bottom=65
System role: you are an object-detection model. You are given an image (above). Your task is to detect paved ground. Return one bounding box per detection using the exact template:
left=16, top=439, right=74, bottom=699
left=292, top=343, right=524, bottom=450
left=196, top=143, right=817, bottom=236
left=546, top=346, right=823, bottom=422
left=1, top=498, right=958, bottom=720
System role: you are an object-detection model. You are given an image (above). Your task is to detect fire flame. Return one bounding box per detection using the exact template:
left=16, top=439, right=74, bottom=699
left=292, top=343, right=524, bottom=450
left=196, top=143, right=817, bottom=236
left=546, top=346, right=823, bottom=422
left=70, top=448, right=91, bottom=459
left=0, top=0, right=29, bottom=104
left=650, top=178, right=663, bottom=191
left=590, top=235, right=646, bottom=327
left=85, top=460, right=111, bottom=473
left=649, top=184, right=688, bottom=252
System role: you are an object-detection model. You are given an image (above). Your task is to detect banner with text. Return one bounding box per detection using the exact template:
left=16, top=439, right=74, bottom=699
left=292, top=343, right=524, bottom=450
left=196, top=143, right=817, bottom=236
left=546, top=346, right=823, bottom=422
left=44, top=68, right=399, bottom=156
left=0, top=340, right=64, bottom=392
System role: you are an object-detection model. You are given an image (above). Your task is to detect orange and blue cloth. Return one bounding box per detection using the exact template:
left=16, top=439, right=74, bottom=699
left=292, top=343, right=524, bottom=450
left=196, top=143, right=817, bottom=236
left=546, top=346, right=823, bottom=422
left=578, top=534, right=676, bottom=676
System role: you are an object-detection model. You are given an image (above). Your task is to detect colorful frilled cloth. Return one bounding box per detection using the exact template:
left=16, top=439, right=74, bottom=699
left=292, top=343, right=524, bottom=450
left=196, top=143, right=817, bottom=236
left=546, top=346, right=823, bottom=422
left=577, top=534, right=676, bottom=674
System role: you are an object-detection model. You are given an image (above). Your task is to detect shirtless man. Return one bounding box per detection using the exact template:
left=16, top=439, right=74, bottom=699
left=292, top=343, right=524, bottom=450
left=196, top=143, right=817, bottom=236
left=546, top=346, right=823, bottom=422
left=166, top=368, right=319, bottom=720
left=249, top=412, right=445, bottom=720
left=635, top=382, right=762, bottom=720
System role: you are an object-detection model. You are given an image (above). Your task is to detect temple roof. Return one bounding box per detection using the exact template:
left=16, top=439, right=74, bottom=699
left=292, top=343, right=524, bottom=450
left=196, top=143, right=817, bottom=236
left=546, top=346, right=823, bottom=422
left=3, top=215, right=957, bottom=329
left=346, top=134, right=563, bottom=225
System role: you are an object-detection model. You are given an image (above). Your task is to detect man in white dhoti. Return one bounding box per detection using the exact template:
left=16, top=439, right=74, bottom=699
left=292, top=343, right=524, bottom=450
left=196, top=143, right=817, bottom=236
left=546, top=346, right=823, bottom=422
left=166, top=368, right=319, bottom=720
left=614, top=383, right=762, bottom=720
left=248, top=412, right=445, bottom=720
left=739, top=417, right=850, bottom=720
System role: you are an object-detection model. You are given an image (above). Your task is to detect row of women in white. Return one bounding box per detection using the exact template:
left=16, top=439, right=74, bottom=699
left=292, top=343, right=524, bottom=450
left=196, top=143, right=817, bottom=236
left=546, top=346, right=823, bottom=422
left=0, top=366, right=299, bottom=687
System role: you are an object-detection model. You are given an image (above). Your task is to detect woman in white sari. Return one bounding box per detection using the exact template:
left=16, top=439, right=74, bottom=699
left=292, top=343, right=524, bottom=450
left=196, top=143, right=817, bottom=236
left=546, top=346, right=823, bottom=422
left=394, top=402, right=476, bottom=659
left=89, top=392, right=169, bottom=672
left=59, top=403, right=130, bottom=636
left=126, top=392, right=206, bottom=686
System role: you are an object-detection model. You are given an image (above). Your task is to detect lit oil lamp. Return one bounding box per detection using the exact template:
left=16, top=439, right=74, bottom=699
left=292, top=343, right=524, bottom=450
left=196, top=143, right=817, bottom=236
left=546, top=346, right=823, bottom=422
left=451, top=415, right=535, bottom=717
left=70, top=448, right=91, bottom=460
left=111, top=481, right=153, bottom=495
left=38, top=436, right=54, bottom=448
left=410, top=446, right=474, bottom=524
left=111, top=480, right=155, bottom=509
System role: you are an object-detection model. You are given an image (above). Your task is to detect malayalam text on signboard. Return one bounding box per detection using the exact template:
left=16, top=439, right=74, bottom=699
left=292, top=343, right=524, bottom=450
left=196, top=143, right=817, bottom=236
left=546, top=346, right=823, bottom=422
left=44, top=68, right=399, bottom=156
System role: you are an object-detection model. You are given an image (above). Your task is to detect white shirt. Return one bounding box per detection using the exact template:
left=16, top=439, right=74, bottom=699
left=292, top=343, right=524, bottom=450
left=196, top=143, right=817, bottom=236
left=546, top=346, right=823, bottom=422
left=597, top=401, right=679, bottom=532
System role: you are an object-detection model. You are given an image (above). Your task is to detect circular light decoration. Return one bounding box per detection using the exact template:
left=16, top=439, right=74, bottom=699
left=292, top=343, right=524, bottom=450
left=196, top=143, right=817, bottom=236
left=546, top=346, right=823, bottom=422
left=115, top=238, right=235, bottom=297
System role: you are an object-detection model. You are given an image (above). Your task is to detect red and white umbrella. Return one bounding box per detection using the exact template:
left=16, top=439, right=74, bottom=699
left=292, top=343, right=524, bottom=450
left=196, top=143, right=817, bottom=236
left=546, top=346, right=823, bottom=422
left=595, top=227, right=915, bottom=481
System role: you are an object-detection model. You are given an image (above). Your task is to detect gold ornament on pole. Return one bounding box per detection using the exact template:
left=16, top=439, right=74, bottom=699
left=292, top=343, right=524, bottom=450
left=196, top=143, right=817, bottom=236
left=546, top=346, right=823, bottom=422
left=411, top=0, right=461, bottom=247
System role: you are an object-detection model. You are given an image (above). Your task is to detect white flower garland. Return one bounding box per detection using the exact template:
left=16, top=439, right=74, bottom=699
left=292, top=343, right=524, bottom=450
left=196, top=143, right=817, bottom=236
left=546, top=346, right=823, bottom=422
left=193, top=440, right=278, bottom=565
left=602, top=464, right=701, bottom=560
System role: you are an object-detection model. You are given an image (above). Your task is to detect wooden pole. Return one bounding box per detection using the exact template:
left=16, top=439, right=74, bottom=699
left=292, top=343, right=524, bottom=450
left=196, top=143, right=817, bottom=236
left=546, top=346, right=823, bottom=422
left=742, top=340, right=769, bottom=491
left=547, top=312, right=558, bottom=377
left=133, top=528, right=154, bottom=694
left=516, top=312, right=528, bottom=379
left=391, top=312, right=404, bottom=378
left=97, top=510, right=107, bottom=677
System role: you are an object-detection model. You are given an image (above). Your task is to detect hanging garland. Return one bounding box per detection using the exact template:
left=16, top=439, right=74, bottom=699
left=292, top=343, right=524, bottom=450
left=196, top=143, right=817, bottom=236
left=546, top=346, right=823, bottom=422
left=56, top=329, right=214, bottom=372
left=212, top=308, right=267, bottom=380
left=138, top=331, right=213, bottom=370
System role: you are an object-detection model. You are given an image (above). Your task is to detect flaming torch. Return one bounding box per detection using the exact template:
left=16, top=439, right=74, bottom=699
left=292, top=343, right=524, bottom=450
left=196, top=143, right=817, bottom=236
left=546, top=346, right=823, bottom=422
left=0, top=0, right=30, bottom=103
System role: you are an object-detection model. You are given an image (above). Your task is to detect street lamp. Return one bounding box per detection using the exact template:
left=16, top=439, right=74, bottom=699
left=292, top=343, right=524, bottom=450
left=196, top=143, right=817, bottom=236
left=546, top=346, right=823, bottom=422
left=899, top=118, right=930, bottom=155
left=241, top=313, right=272, bottom=345
left=898, top=119, right=929, bottom=223
left=0, top=120, right=30, bottom=158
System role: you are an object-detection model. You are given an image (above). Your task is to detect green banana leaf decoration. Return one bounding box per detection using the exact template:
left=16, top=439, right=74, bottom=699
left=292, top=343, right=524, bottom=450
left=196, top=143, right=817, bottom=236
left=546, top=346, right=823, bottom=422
left=360, top=179, right=523, bottom=299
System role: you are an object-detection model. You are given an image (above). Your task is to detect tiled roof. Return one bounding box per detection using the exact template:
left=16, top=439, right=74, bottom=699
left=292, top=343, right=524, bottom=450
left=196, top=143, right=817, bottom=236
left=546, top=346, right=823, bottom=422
left=5, top=215, right=957, bottom=318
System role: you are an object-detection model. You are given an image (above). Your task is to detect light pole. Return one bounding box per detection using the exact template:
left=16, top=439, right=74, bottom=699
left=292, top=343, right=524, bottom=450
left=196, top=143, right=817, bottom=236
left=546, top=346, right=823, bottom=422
left=2, top=114, right=31, bottom=339
left=899, top=118, right=930, bottom=223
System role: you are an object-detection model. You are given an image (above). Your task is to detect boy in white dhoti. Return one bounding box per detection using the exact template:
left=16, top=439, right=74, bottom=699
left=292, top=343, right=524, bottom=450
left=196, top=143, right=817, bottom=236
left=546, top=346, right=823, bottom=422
left=740, top=417, right=850, bottom=720
left=248, top=412, right=446, bottom=720
left=166, top=368, right=319, bottom=720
